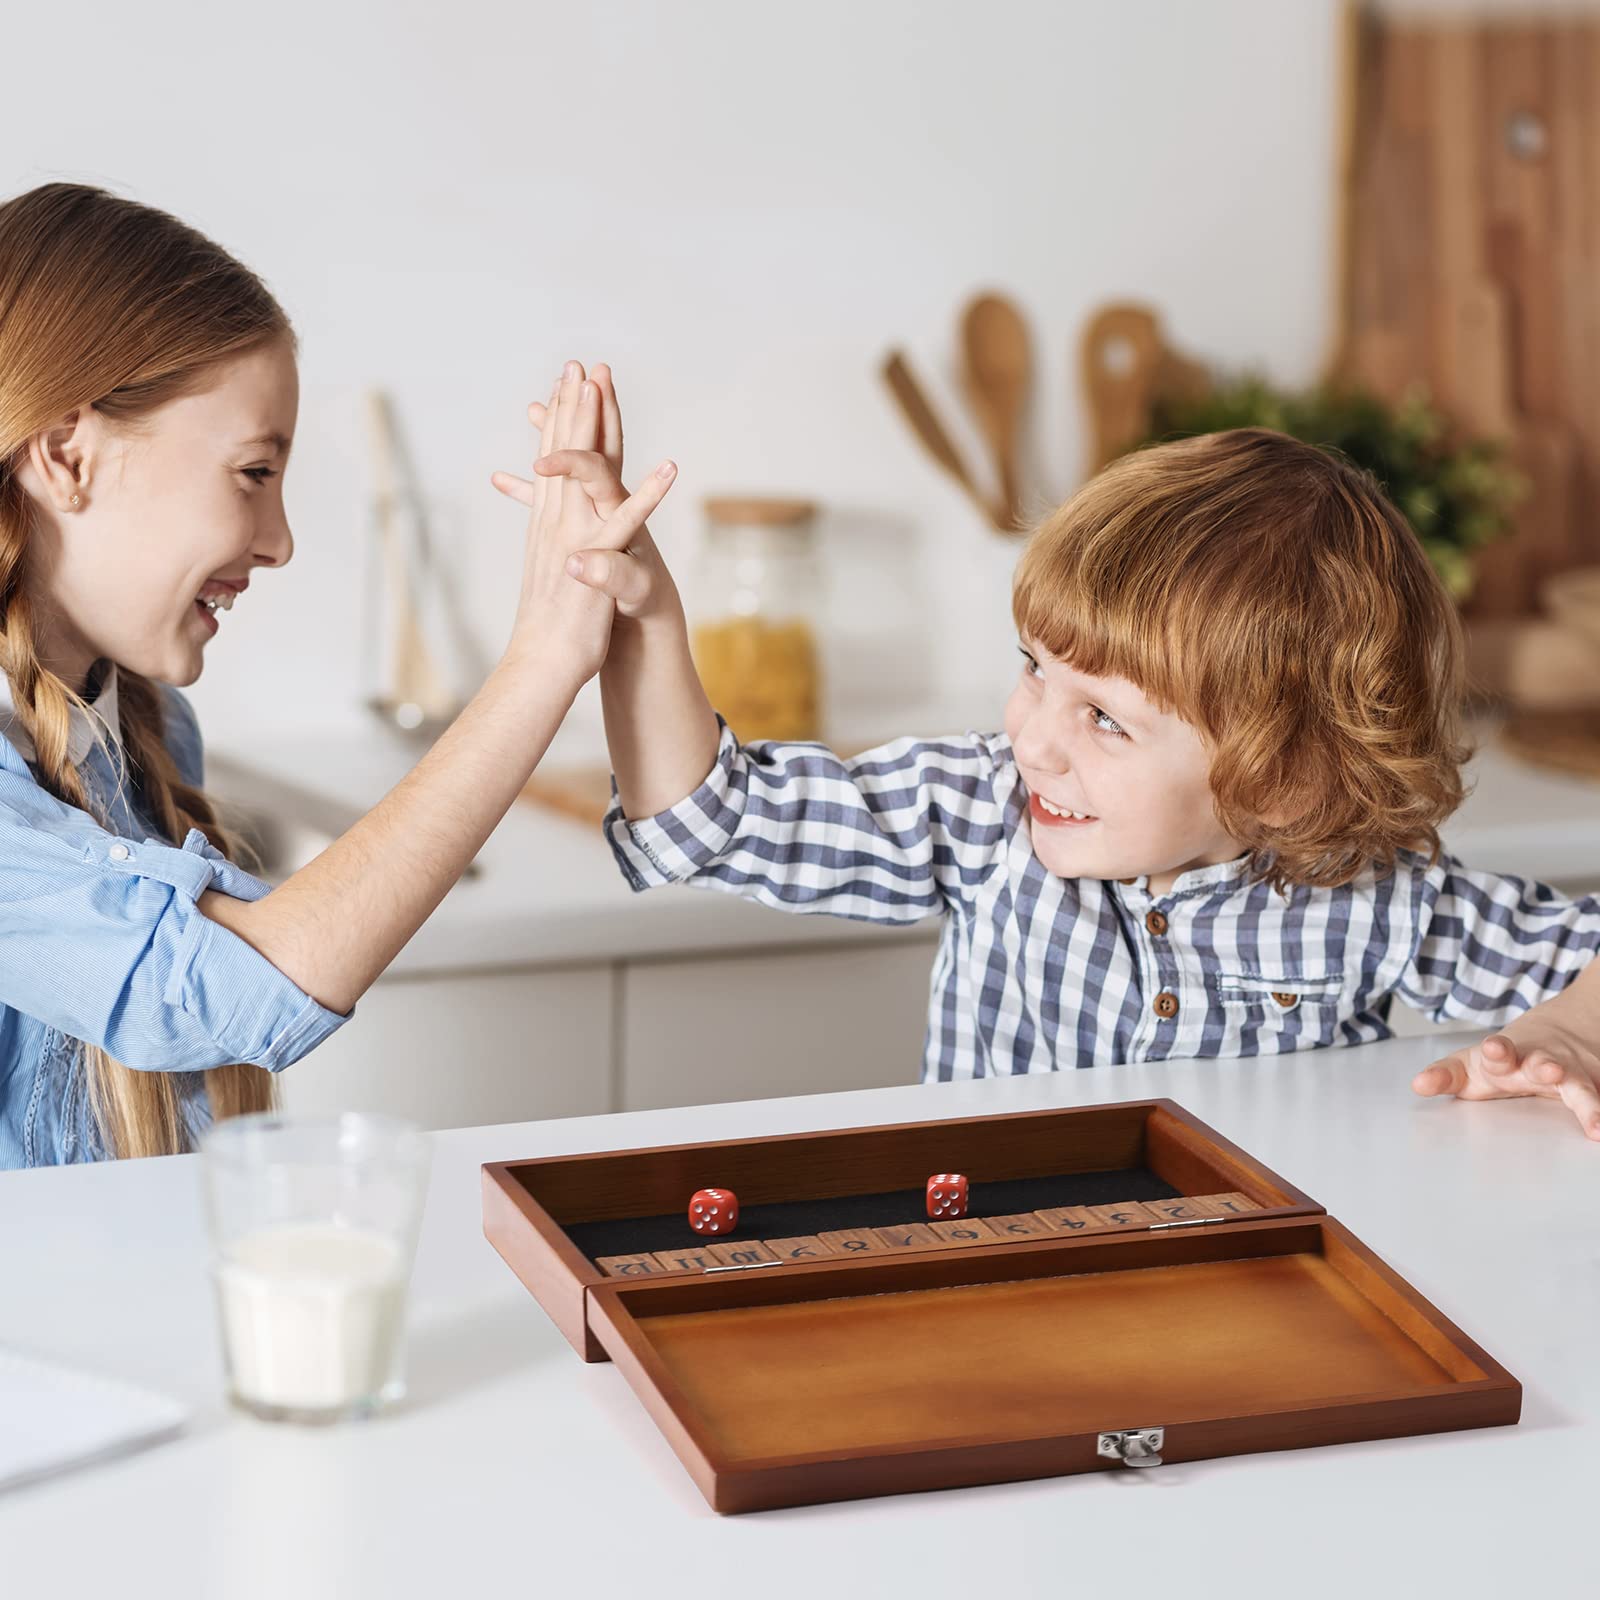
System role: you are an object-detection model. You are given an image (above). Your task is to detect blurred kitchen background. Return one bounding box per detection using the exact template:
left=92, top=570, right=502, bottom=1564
left=9, top=0, right=1600, bottom=1128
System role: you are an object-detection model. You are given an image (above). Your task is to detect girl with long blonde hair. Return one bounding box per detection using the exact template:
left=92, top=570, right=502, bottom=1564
left=0, top=182, right=671, bottom=1165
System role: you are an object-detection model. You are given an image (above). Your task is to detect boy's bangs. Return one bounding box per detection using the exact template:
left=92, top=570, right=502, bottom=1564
left=1011, top=536, right=1189, bottom=718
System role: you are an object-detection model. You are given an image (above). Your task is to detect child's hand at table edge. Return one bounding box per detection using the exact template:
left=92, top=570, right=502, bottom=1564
left=1412, top=981, right=1600, bottom=1141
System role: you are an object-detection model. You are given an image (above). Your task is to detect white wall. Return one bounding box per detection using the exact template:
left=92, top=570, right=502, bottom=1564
left=4, top=0, right=1339, bottom=759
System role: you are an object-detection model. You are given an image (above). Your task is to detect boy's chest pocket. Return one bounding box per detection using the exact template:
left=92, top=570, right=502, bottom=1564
left=1213, top=971, right=1346, bottom=1014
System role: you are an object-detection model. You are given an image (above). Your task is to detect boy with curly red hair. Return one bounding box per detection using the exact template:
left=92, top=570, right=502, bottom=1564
left=508, top=418, right=1600, bottom=1138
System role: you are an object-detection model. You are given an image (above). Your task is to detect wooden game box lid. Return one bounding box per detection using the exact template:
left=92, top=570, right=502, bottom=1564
left=481, top=1099, right=1519, bottom=1512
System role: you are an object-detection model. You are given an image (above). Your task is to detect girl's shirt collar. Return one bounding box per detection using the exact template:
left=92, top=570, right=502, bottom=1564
left=0, top=664, right=122, bottom=766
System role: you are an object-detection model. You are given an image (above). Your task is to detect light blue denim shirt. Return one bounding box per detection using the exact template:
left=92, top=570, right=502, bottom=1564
left=0, top=669, right=347, bottom=1168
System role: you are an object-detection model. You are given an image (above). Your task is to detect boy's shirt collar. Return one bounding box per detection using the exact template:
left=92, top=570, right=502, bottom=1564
left=0, top=663, right=122, bottom=767
left=1114, top=853, right=1256, bottom=899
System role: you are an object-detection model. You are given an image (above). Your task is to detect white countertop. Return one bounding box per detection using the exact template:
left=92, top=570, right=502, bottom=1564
left=0, top=1037, right=1591, bottom=1599
left=208, top=721, right=1600, bottom=977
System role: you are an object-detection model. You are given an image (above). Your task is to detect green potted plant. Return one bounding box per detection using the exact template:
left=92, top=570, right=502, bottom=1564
left=1129, top=376, right=1525, bottom=601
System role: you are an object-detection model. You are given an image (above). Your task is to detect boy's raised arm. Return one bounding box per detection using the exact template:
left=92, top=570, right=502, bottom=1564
left=595, top=544, right=722, bottom=821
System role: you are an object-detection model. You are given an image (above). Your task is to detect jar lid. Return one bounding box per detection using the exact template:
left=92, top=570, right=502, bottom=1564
left=704, top=496, right=818, bottom=527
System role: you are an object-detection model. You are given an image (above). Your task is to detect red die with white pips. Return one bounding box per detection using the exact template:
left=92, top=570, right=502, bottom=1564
left=688, top=1188, right=739, bottom=1235
left=926, top=1174, right=969, bottom=1219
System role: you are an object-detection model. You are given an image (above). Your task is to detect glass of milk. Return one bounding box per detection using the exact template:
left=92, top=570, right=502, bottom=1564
left=200, top=1112, right=431, bottom=1424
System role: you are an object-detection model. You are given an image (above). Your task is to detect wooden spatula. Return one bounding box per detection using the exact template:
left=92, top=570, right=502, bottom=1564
left=961, top=293, right=1031, bottom=531
left=881, top=350, right=1001, bottom=529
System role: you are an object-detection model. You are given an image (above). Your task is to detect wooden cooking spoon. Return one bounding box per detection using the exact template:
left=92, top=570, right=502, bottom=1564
left=881, top=350, right=999, bottom=528
left=961, top=293, right=1031, bottom=532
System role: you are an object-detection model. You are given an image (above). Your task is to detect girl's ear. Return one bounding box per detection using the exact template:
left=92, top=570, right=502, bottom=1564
left=23, top=408, right=95, bottom=512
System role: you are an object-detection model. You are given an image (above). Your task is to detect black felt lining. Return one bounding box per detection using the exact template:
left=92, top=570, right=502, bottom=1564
left=565, top=1167, right=1180, bottom=1263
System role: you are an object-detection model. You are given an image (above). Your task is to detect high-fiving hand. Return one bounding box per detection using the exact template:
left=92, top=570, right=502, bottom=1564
left=492, top=360, right=677, bottom=683
left=493, top=362, right=681, bottom=632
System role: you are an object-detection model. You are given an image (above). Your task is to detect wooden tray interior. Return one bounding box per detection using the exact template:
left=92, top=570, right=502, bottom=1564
left=596, top=1219, right=1498, bottom=1467
left=506, top=1100, right=1310, bottom=1266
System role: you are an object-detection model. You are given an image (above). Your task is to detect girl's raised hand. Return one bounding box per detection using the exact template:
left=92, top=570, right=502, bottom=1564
left=492, top=360, right=676, bottom=684
left=494, top=363, right=684, bottom=631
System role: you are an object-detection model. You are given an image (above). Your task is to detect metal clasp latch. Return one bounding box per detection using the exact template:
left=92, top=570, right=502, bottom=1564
left=1098, top=1427, right=1165, bottom=1468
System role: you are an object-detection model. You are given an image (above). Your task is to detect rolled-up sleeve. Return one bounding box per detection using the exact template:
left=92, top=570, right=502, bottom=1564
left=1, top=767, right=347, bottom=1073
left=602, top=717, right=1006, bottom=924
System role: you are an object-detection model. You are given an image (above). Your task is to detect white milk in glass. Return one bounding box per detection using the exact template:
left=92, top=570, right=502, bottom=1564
left=216, top=1223, right=409, bottom=1414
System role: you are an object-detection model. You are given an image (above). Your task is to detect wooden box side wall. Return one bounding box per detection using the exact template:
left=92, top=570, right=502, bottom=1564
left=1144, top=1102, right=1315, bottom=1210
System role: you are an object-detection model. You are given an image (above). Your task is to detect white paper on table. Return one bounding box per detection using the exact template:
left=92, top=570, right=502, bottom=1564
left=0, top=1345, right=189, bottom=1493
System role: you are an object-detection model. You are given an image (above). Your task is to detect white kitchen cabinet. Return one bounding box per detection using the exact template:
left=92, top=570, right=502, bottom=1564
left=278, top=965, right=615, bottom=1130
left=618, top=935, right=940, bottom=1111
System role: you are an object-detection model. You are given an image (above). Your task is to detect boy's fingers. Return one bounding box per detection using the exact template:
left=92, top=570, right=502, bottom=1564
left=491, top=470, right=536, bottom=507
left=527, top=400, right=548, bottom=429
left=1480, top=1034, right=1520, bottom=1076
left=595, top=460, right=677, bottom=549
left=1412, top=1056, right=1468, bottom=1098
left=566, top=548, right=652, bottom=612
left=533, top=449, right=627, bottom=513
left=1556, top=1069, right=1600, bottom=1140
left=1520, top=1050, right=1568, bottom=1087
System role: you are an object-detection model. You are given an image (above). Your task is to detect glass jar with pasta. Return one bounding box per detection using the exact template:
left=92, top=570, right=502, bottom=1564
left=689, top=497, right=823, bottom=743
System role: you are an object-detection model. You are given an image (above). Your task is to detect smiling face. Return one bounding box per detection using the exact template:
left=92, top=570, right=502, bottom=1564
left=1002, top=637, right=1245, bottom=894
left=18, top=339, right=298, bottom=691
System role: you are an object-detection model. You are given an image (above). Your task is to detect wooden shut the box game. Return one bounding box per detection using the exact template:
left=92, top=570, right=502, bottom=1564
left=481, top=1099, right=1520, bottom=1513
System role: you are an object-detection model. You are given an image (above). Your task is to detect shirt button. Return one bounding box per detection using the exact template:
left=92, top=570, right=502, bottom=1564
left=1145, top=909, right=1169, bottom=937
left=108, top=844, right=131, bottom=862
left=1271, top=992, right=1300, bottom=1009
left=1153, top=992, right=1179, bottom=1020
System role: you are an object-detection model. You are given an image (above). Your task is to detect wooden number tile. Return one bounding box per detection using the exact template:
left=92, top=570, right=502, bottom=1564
left=763, top=1235, right=831, bottom=1261
left=927, top=1218, right=999, bottom=1247
left=595, top=1253, right=671, bottom=1278
left=1084, top=1202, right=1165, bottom=1232
left=705, top=1240, right=781, bottom=1268
left=1033, top=1205, right=1109, bottom=1235
left=1189, top=1191, right=1262, bottom=1217
left=872, top=1223, right=942, bottom=1252
left=651, top=1248, right=720, bottom=1275
left=817, top=1228, right=893, bottom=1258
left=1144, top=1197, right=1209, bottom=1223
left=983, top=1213, right=1048, bottom=1239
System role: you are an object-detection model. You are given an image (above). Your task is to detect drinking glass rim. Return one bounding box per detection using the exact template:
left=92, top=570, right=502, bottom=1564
left=200, top=1110, right=430, bottom=1171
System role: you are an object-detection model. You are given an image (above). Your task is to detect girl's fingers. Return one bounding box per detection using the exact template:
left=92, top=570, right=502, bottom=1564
left=491, top=470, right=536, bottom=507
left=538, top=377, right=562, bottom=460
left=554, top=361, right=586, bottom=452
left=527, top=400, right=548, bottom=430
left=565, top=547, right=653, bottom=614
left=530, top=376, right=561, bottom=522
left=593, top=363, right=624, bottom=474
left=571, top=377, right=601, bottom=454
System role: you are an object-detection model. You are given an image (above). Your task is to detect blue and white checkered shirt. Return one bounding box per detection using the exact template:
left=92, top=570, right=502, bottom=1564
left=606, top=720, right=1600, bottom=1080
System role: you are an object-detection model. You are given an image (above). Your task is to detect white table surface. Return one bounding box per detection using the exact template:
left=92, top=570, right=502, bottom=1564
left=1, top=1036, right=1593, bottom=1600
